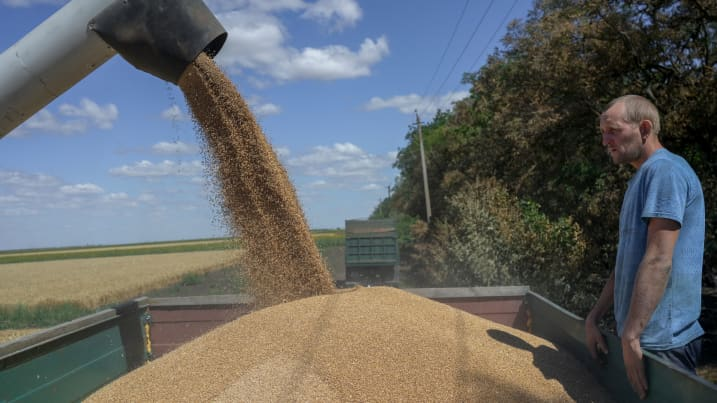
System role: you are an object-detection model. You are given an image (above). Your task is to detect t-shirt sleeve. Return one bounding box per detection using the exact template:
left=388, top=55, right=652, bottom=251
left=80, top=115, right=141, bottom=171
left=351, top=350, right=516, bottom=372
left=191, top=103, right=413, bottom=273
left=641, top=160, right=687, bottom=226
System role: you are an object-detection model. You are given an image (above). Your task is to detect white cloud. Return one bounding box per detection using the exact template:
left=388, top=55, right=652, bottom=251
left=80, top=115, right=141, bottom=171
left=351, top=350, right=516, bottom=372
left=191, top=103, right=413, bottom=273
left=212, top=1, right=386, bottom=82
left=245, top=96, right=281, bottom=116
left=160, top=105, right=188, bottom=121
left=207, top=0, right=304, bottom=14
left=152, top=141, right=199, bottom=155
left=101, top=192, right=139, bottom=207
left=0, top=171, right=61, bottom=187
left=361, top=183, right=381, bottom=191
left=274, top=146, right=290, bottom=157
left=58, top=98, right=118, bottom=129
left=301, top=0, right=362, bottom=30
left=0, top=169, right=204, bottom=221
left=109, top=160, right=204, bottom=177
left=0, top=170, right=113, bottom=216
left=15, top=98, right=119, bottom=136
left=309, top=179, right=328, bottom=188
left=364, top=90, right=470, bottom=116
left=0, top=195, right=21, bottom=203
left=24, top=109, right=86, bottom=134
left=1, top=0, right=63, bottom=7
left=287, top=142, right=394, bottom=180
left=59, top=183, right=104, bottom=195
left=276, top=36, right=389, bottom=81
left=1, top=207, right=40, bottom=216
left=208, top=0, right=360, bottom=28
left=253, top=102, right=281, bottom=116
left=104, top=192, right=128, bottom=201
left=137, top=193, right=157, bottom=203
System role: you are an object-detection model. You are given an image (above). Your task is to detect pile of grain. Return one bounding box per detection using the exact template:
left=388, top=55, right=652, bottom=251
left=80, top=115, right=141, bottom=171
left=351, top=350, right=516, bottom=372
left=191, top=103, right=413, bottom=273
left=179, top=53, right=334, bottom=307
left=87, top=286, right=612, bottom=402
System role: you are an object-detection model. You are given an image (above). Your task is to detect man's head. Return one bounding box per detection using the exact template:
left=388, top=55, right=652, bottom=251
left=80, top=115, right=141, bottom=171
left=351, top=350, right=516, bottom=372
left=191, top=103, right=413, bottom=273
left=599, top=95, right=662, bottom=168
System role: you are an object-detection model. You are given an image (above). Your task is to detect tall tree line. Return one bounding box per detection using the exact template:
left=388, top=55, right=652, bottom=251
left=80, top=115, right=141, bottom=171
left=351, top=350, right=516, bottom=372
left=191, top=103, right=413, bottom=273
left=376, top=0, right=716, bottom=314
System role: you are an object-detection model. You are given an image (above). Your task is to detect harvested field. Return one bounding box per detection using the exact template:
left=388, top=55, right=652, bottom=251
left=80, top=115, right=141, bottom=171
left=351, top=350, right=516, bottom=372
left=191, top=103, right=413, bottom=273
left=88, top=286, right=613, bottom=402
left=0, top=250, right=239, bottom=308
left=0, top=329, right=42, bottom=344
left=0, top=239, right=230, bottom=260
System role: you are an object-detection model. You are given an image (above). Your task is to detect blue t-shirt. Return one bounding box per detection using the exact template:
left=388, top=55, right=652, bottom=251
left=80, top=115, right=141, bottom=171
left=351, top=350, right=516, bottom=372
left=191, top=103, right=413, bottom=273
left=614, top=149, right=704, bottom=350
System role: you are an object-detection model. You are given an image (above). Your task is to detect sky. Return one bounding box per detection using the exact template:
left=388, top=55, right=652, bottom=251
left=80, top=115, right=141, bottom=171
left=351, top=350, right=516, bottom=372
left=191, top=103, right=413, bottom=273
left=0, top=0, right=533, bottom=250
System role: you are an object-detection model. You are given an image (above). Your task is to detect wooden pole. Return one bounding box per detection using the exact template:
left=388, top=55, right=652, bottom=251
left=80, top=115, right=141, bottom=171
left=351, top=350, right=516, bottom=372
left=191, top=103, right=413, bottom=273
left=415, top=111, right=432, bottom=223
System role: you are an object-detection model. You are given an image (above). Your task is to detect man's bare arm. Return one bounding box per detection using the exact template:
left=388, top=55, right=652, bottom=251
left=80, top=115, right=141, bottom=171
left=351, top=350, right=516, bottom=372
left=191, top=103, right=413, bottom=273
left=622, top=217, right=680, bottom=398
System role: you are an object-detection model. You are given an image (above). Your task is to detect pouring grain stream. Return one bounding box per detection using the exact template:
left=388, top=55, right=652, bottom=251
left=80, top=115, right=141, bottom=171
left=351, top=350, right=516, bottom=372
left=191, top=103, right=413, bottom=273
left=178, top=53, right=334, bottom=307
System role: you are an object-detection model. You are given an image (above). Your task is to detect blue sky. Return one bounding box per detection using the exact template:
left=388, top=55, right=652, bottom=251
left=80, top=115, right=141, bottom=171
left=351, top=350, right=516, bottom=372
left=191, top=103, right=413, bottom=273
left=0, top=0, right=533, bottom=250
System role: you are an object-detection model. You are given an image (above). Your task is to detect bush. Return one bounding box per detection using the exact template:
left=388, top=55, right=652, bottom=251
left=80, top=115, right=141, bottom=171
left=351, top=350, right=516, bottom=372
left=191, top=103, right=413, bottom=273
left=406, top=178, right=592, bottom=311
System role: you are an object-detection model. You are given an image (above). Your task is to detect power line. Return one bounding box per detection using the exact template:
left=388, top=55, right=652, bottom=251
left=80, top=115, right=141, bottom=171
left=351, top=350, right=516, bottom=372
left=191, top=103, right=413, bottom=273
left=465, top=0, right=520, bottom=75
left=440, top=0, right=521, bottom=109
left=418, top=0, right=470, bottom=102
left=418, top=0, right=496, bottom=118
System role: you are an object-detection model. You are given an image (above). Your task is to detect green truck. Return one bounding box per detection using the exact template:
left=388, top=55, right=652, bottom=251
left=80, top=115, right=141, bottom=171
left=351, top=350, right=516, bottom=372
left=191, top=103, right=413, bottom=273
left=344, top=219, right=400, bottom=286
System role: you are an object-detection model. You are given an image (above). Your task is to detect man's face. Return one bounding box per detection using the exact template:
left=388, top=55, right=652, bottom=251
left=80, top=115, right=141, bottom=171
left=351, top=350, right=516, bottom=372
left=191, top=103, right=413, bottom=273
left=599, top=102, right=643, bottom=166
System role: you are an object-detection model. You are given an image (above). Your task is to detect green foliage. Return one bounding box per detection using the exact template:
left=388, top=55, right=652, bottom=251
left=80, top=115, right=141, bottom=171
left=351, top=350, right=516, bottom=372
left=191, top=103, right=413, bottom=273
left=405, top=179, right=595, bottom=311
left=314, top=236, right=345, bottom=250
left=0, top=303, right=94, bottom=330
left=180, top=272, right=203, bottom=286
left=376, top=0, right=717, bottom=314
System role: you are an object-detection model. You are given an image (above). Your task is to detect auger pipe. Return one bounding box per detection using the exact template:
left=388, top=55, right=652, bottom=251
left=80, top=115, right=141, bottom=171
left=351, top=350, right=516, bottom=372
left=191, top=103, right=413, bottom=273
left=0, top=0, right=226, bottom=139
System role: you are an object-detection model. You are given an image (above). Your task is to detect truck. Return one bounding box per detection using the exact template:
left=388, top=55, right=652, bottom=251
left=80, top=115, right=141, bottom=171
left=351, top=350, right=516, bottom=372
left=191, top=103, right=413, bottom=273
left=344, top=219, right=400, bottom=287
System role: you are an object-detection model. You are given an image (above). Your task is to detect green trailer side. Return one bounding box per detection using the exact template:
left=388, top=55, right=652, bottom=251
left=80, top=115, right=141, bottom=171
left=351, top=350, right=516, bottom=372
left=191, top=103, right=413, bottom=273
left=526, top=291, right=717, bottom=402
left=0, top=299, right=149, bottom=402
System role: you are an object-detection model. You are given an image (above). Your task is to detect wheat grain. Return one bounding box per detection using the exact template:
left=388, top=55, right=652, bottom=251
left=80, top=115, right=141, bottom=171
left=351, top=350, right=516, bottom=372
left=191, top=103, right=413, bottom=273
left=0, top=250, right=238, bottom=308
left=87, top=287, right=613, bottom=402
left=179, top=53, right=334, bottom=307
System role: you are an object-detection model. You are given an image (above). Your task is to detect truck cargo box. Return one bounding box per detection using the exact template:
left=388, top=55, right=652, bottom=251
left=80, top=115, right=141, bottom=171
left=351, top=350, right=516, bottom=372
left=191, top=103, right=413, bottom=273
left=344, top=219, right=399, bottom=285
left=1, top=287, right=716, bottom=402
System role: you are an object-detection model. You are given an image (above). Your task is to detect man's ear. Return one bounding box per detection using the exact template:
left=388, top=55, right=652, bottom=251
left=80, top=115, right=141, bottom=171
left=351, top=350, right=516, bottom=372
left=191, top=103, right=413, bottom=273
left=639, top=120, right=652, bottom=137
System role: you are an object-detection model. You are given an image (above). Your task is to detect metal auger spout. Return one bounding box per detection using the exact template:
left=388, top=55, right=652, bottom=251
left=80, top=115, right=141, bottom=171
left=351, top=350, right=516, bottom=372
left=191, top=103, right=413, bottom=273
left=0, top=0, right=226, bottom=139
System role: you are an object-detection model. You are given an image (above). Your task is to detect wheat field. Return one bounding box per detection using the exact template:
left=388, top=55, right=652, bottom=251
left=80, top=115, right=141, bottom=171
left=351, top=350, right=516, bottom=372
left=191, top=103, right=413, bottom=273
left=0, top=250, right=240, bottom=308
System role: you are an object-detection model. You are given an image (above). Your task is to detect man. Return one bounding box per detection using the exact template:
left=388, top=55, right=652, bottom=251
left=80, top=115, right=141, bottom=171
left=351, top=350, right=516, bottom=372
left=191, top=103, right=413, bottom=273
left=585, top=94, right=705, bottom=399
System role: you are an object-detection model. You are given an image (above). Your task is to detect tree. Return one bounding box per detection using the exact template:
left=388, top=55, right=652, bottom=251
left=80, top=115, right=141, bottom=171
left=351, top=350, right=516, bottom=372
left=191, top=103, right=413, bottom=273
left=379, top=0, right=717, bottom=314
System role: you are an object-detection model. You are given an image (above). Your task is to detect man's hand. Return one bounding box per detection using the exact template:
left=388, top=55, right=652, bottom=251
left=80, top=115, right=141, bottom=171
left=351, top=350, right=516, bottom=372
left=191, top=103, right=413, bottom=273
left=622, top=336, right=647, bottom=399
left=585, top=319, right=608, bottom=364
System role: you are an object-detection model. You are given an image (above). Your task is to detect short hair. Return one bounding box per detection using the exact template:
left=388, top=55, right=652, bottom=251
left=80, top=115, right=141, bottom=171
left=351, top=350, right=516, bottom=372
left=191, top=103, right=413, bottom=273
left=605, top=94, right=661, bottom=136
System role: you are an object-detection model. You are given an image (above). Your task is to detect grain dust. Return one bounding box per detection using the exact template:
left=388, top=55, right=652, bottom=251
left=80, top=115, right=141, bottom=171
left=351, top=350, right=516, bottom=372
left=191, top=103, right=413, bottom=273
left=178, top=53, right=334, bottom=307
left=87, top=286, right=613, bottom=402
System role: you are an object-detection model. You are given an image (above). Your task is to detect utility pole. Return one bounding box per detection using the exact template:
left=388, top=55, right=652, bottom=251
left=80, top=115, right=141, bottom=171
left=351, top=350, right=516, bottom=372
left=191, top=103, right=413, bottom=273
left=415, top=111, right=432, bottom=223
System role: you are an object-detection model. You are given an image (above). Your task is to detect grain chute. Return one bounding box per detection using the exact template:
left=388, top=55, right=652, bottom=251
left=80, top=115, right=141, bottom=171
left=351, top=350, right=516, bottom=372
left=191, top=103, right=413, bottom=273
left=0, top=0, right=227, bottom=139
